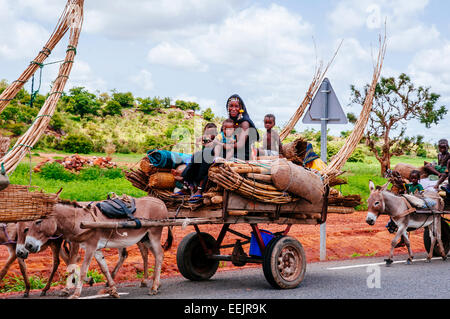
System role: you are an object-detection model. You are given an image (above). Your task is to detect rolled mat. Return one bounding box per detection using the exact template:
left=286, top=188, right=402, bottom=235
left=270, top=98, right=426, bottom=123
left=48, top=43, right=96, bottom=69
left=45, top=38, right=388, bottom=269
left=271, top=158, right=324, bottom=203
left=147, top=150, right=192, bottom=169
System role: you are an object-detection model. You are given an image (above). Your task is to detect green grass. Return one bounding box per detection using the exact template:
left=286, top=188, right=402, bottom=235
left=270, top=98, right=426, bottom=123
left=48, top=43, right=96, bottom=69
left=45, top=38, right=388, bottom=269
left=9, top=163, right=147, bottom=202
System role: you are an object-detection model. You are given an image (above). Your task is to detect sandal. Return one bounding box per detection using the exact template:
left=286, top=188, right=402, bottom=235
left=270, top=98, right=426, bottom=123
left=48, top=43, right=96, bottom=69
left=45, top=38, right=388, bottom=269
left=187, top=194, right=203, bottom=203
left=171, top=191, right=189, bottom=198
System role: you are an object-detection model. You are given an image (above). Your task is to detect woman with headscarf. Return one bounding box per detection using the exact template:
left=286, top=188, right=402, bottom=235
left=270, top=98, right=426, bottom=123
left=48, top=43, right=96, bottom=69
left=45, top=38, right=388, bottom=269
left=226, top=94, right=260, bottom=161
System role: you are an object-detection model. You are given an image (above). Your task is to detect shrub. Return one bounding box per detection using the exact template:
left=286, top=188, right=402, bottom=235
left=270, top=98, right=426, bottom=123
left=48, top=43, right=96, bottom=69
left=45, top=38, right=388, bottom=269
left=348, top=148, right=365, bottom=163
left=102, top=168, right=124, bottom=179
left=39, top=162, right=75, bottom=181
left=60, top=133, right=94, bottom=154
left=102, top=100, right=122, bottom=116
left=78, top=167, right=101, bottom=181
left=201, top=107, right=215, bottom=121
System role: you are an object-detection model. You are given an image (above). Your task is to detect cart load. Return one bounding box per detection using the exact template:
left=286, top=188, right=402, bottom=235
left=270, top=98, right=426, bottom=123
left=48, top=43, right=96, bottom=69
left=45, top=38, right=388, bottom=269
left=124, top=143, right=362, bottom=216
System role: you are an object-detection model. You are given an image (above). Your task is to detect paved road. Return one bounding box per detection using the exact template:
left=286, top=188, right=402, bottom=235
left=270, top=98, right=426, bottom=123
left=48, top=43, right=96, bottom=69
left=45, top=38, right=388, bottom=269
left=8, top=252, right=449, bottom=300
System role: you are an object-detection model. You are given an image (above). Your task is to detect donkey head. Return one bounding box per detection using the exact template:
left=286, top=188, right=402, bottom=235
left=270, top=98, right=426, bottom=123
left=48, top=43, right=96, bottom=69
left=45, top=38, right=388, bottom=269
left=24, top=217, right=57, bottom=253
left=15, top=221, right=33, bottom=259
left=366, top=180, right=389, bottom=225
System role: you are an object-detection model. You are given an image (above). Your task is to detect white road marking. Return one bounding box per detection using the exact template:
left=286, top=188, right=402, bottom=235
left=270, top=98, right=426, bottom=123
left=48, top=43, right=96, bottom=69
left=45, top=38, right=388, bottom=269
left=79, top=292, right=129, bottom=299
left=327, top=257, right=442, bottom=270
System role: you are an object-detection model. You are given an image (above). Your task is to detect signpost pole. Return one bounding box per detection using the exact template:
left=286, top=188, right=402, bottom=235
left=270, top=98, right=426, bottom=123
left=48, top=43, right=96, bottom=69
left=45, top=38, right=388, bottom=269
left=320, top=80, right=330, bottom=261
left=301, top=77, right=347, bottom=262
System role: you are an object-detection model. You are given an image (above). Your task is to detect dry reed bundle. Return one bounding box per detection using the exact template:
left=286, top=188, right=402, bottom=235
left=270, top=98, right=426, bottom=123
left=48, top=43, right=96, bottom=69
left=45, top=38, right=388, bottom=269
left=0, top=0, right=84, bottom=175
left=327, top=194, right=361, bottom=207
left=0, top=137, right=10, bottom=157
left=281, top=137, right=308, bottom=165
left=0, top=184, right=58, bottom=222
left=209, top=162, right=296, bottom=204
left=124, top=168, right=149, bottom=192
left=279, top=40, right=343, bottom=141
left=0, top=1, right=83, bottom=114
left=322, top=32, right=387, bottom=182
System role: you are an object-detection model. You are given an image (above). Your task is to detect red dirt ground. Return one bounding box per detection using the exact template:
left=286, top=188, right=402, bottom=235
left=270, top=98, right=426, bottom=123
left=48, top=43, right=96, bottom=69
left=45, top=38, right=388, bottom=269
left=0, top=211, right=427, bottom=297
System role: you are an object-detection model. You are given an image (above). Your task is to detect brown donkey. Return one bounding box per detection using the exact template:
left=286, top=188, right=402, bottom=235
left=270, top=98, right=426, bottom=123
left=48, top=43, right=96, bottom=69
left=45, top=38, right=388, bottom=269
left=366, top=181, right=447, bottom=266
left=24, top=196, right=173, bottom=298
left=0, top=222, right=74, bottom=297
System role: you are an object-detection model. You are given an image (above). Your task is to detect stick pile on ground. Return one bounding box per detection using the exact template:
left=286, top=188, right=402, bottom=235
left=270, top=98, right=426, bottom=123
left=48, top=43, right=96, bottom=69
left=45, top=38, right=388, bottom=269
left=33, top=154, right=117, bottom=173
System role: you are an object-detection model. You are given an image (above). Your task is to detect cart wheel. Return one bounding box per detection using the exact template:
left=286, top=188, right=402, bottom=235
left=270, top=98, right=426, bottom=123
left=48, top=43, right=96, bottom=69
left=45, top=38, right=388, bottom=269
left=176, top=232, right=219, bottom=281
left=423, top=219, right=450, bottom=257
left=263, top=236, right=306, bottom=289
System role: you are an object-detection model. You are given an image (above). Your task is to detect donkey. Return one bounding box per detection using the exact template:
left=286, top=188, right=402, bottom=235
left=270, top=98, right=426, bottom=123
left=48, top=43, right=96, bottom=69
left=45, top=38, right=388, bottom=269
left=366, top=181, right=447, bottom=266
left=0, top=222, right=72, bottom=297
left=24, top=196, right=173, bottom=298
left=16, top=221, right=151, bottom=296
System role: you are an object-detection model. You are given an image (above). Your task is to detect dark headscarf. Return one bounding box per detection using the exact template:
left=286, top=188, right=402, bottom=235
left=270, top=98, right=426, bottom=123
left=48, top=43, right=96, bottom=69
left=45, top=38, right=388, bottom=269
left=226, top=94, right=260, bottom=141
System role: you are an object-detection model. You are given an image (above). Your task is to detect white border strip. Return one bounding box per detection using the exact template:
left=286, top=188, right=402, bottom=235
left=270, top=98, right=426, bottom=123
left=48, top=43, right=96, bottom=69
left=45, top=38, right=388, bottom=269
left=327, top=257, right=442, bottom=270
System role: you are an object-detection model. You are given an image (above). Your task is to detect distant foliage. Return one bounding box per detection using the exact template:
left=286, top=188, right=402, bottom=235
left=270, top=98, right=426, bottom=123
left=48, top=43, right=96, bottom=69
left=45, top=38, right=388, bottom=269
left=61, top=87, right=101, bottom=118
left=60, top=133, right=94, bottom=154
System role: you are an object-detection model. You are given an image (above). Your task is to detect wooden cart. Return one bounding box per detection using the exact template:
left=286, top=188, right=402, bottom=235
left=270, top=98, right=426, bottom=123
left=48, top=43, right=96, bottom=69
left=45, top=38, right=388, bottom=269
left=422, top=205, right=450, bottom=257
left=81, top=187, right=330, bottom=289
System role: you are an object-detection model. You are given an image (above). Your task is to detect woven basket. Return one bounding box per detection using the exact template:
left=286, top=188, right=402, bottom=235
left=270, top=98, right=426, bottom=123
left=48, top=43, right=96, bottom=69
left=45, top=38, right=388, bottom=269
left=0, top=184, right=58, bottom=222
left=148, top=172, right=176, bottom=190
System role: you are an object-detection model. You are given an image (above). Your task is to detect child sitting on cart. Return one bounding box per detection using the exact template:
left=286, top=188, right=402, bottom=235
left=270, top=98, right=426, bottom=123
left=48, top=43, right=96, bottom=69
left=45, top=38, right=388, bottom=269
left=258, top=114, right=283, bottom=157
left=214, top=118, right=236, bottom=160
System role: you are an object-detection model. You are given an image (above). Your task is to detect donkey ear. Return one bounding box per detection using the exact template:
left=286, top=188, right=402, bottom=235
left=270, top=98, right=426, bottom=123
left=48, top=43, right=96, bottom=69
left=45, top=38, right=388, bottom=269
left=369, top=180, right=376, bottom=192
left=380, top=181, right=390, bottom=192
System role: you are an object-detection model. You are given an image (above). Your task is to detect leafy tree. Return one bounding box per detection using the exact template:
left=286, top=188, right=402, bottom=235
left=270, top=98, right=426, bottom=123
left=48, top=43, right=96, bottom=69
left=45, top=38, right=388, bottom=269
left=350, top=73, right=447, bottom=176
left=111, top=91, right=134, bottom=108
left=61, top=87, right=101, bottom=118
left=175, top=99, right=200, bottom=111
left=102, top=100, right=122, bottom=116
left=201, top=107, right=215, bottom=121
left=137, top=97, right=160, bottom=114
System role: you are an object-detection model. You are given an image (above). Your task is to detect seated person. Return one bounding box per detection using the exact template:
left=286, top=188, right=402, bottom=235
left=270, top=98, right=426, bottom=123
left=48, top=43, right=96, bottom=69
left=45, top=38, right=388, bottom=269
left=258, top=114, right=283, bottom=157
left=175, top=123, right=218, bottom=202
left=214, top=118, right=236, bottom=160
left=405, top=170, right=424, bottom=194
left=423, top=139, right=450, bottom=190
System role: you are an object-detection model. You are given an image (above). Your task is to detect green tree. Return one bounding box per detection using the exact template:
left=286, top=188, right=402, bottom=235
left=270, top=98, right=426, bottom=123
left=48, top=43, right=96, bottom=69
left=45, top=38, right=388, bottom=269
left=201, top=107, right=215, bottom=121
left=350, top=73, right=447, bottom=176
left=137, top=97, right=160, bottom=114
left=102, top=100, right=122, bottom=116
left=175, top=100, right=200, bottom=111
left=111, top=91, right=134, bottom=108
left=61, top=87, right=101, bottom=118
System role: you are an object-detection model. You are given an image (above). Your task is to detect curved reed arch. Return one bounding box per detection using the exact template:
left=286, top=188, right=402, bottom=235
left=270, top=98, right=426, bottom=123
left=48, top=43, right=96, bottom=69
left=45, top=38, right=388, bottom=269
left=279, top=40, right=343, bottom=142
left=0, top=0, right=84, bottom=175
left=322, top=31, right=387, bottom=182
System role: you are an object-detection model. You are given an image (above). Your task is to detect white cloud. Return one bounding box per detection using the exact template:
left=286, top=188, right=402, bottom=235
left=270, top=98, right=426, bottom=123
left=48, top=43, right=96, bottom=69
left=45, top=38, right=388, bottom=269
left=66, top=60, right=107, bottom=93
left=147, top=42, right=208, bottom=72
left=82, top=0, right=245, bottom=40
left=129, top=69, right=155, bottom=92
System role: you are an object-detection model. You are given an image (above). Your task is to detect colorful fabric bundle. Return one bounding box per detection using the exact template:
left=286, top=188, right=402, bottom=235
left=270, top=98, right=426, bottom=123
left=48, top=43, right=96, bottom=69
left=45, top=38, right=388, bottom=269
left=147, top=150, right=191, bottom=169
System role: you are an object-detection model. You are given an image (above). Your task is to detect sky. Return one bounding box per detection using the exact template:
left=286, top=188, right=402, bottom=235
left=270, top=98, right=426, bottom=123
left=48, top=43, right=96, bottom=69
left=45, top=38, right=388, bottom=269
left=1, top=0, right=450, bottom=143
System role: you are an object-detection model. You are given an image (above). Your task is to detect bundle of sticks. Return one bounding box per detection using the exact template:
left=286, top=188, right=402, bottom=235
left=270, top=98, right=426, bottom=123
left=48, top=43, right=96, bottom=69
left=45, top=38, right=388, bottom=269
left=0, top=0, right=84, bottom=175
left=208, top=161, right=297, bottom=204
